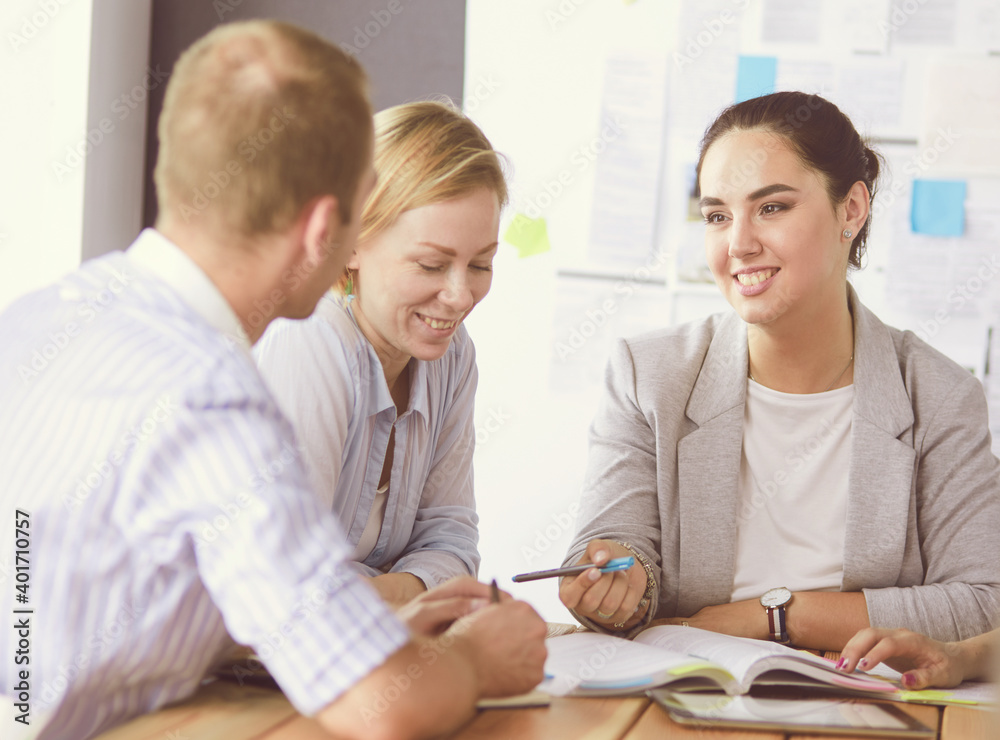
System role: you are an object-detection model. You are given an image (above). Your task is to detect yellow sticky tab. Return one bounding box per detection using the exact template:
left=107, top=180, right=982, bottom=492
left=668, top=662, right=722, bottom=677
left=504, top=214, right=551, bottom=258
left=898, top=690, right=978, bottom=705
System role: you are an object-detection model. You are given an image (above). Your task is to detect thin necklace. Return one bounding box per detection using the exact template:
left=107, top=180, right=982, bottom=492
left=748, top=354, right=854, bottom=393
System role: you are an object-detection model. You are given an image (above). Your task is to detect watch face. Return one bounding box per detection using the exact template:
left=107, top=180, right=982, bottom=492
left=760, top=587, right=792, bottom=607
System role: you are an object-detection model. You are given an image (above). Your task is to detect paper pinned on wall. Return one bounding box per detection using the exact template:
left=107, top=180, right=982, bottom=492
left=586, top=52, right=669, bottom=267
left=670, top=0, right=744, bottom=133
left=735, top=55, right=777, bottom=103
left=504, top=214, right=551, bottom=258
left=911, top=180, right=966, bottom=237
left=888, top=0, right=959, bottom=46
left=844, top=0, right=892, bottom=54
left=918, top=56, right=1000, bottom=176
left=833, top=59, right=906, bottom=133
left=761, top=0, right=822, bottom=44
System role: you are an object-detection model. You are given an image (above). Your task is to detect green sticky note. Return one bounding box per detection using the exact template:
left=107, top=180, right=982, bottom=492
left=504, top=214, right=551, bottom=258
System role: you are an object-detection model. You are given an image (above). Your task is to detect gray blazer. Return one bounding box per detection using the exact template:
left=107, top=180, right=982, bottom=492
left=566, top=288, right=1000, bottom=641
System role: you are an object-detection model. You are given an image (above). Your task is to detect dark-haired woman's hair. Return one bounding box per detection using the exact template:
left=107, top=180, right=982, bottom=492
left=695, top=91, right=881, bottom=270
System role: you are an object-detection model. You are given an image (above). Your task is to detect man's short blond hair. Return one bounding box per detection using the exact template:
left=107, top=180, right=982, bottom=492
left=154, top=20, right=372, bottom=235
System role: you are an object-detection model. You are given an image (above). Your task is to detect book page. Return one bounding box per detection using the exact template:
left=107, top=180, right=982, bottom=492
left=540, top=631, right=734, bottom=695
left=635, top=626, right=852, bottom=691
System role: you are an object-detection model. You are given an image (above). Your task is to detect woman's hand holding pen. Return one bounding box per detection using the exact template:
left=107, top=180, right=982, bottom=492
left=558, top=539, right=650, bottom=631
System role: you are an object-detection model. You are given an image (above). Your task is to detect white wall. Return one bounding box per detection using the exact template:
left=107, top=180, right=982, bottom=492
left=464, top=0, right=679, bottom=622
left=0, top=0, right=96, bottom=312
left=0, top=0, right=151, bottom=312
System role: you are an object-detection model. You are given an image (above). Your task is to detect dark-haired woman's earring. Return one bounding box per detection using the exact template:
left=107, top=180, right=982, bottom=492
left=843, top=229, right=853, bottom=239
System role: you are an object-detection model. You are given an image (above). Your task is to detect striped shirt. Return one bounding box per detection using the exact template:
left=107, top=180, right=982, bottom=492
left=0, top=229, right=409, bottom=740
left=255, top=295, right=481, bottom=588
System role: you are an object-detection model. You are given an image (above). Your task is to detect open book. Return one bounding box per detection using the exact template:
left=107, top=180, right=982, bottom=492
left=539, top=625, right=898, bottom=697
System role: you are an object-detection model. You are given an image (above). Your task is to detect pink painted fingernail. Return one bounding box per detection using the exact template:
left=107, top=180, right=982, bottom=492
left=902, top=673, right=916, bottom=688
left=588, top=568, right=601, bottom=581
left=594, top=550, right=608, bottom=563
left=858, top=659, right=869, bottom=669
left=835, top=658, right=847, bottom=670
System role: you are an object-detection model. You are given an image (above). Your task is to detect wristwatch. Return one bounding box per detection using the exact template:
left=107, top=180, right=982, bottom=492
left=759, top=587, right=792, bottom=644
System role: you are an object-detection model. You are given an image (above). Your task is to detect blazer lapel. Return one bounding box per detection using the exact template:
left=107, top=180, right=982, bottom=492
left=843, top=289, right=916, bottom=589
left=676, top=312, right=748, bottom=614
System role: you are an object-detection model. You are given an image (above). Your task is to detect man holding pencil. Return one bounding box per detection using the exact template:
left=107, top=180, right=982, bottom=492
left=0, top=20, right=544, bottom=740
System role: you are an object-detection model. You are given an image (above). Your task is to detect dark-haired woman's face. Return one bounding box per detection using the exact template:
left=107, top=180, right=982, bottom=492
left=698, top=130, right=849, bottom=328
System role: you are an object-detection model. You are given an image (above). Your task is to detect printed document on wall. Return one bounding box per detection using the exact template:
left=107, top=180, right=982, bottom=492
left=586, top=52, right=669, bottom=268
left=919, top=56, right=1000, bottom=176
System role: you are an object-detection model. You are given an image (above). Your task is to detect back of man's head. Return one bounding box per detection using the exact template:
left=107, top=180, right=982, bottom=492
left=154, top=20, right=371, bottom=238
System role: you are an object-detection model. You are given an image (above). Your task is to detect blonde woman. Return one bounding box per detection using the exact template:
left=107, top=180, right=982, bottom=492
left=255, top=101, right=504, bottom=606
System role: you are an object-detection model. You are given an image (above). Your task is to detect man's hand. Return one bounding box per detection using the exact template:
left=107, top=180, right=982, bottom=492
left=396, top=577, right=494, bottom=637
left=450, top=599, right=548, bottom=698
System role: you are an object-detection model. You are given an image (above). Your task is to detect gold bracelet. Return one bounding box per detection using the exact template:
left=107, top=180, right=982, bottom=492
left=612, top=540, right=656, bottom=609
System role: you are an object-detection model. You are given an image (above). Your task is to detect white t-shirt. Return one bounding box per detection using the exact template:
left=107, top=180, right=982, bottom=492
left=730, top=379, right=854, bottom=603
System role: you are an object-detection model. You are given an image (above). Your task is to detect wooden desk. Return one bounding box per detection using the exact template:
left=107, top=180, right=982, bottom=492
left=94, top=680, right=997, bottom=740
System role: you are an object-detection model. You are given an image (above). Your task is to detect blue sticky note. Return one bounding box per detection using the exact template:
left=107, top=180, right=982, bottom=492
left=911, top=180, right=966, bottom=237
left=735, top=56, right=777, bottom=103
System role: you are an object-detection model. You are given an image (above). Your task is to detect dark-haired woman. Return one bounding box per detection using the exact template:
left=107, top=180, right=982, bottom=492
left=558, top=91, right=1000, bottom=651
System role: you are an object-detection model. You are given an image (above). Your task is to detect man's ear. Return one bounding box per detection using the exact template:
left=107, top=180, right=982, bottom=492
left=301, top=195, right=342, bottom=265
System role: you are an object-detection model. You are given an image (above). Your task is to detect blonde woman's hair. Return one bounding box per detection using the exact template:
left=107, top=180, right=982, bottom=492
left=154, top=20, right=372, bottom=236
left=337, top=99, right=507, bottom=291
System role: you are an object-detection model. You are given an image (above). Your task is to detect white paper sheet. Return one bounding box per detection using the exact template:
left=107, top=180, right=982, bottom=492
left=587, top=52, right=669, bottom=267
left=918, top=56, right=1000, bottom=176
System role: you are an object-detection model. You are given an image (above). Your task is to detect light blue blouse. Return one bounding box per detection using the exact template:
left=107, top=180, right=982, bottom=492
left=254, top=294, right=480, bottom=588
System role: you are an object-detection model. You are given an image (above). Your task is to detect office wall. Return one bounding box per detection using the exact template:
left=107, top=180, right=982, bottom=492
left=140, top=0, right=466, bottom=229
left=465, top=0, right=1000, bottom=624
left=0, top=0, right=102, bottom=311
